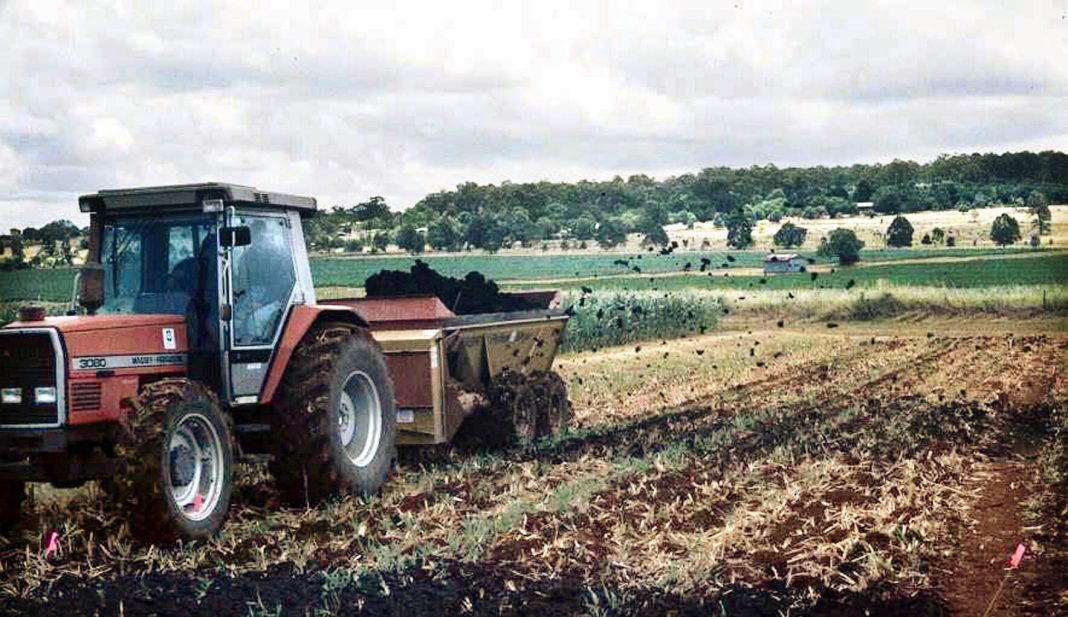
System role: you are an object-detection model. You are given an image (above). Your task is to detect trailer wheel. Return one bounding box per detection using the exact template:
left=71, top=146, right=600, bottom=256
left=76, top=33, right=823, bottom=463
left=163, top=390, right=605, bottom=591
left=533, top=371, right=571, bottom=438
left=0, top=480, right=24, bottom=534
left=110, top=379, right=233, bottom=543
left=269, top=324, right=396, bottom=506
left=489, top=372, right=538, bottom=447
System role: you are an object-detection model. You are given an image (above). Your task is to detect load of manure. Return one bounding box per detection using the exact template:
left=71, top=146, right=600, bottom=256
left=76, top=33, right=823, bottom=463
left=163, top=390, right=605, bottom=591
left=364, top=260, right=540, bottom=315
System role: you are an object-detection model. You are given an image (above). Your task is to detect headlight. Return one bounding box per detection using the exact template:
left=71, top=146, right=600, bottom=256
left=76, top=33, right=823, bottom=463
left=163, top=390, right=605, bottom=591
left=1, top=388, right=21, bottom=404
left=34, top=387, right=57, bottom=405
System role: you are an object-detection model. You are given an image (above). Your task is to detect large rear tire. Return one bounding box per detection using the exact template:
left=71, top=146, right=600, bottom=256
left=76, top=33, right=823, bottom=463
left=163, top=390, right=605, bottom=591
left=269, top=324, right=396, bottom=506
left=110, top=379, right=233, bottom=543
left=0, top=480, right=24, bottom=534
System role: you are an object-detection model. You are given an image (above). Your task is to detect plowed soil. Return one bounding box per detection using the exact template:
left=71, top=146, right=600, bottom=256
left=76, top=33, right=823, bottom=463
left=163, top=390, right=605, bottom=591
left=1, top=324, right=1066, bottom=616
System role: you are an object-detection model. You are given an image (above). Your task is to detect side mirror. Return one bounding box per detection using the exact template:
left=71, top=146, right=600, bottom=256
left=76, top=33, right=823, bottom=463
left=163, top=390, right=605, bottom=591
left=220, top=226, right=252, bottom=248
left=78, top=263, right=105, bottom=314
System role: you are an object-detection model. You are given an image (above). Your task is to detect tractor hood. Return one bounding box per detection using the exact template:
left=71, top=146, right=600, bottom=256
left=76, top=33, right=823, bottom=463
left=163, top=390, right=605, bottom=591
left=4, top=314, right=186, bottom=335
left=3, top=314, right=189, bottom=359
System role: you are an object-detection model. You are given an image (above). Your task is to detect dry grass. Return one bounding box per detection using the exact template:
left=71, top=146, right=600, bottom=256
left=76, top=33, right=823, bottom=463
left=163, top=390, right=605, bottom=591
left=667, top=204, right=1068, bottom=250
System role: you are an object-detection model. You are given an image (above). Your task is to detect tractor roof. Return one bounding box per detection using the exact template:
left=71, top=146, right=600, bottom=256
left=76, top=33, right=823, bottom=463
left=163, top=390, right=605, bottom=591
left=78, top=182, right=317, bottom=215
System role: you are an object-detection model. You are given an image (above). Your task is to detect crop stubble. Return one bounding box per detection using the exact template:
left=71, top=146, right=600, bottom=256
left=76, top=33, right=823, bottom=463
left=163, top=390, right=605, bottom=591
left=0, top=330, right=1064, bottom=615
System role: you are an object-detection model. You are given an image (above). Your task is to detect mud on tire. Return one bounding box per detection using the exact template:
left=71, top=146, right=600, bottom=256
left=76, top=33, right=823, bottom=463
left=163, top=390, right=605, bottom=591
left=109, top=379, right=233, bottom=543
left=269, top=324, right=397, bottom=506
left=530, top=370, right=572, bottom=439
left=460, top=370, right=571, bottom=449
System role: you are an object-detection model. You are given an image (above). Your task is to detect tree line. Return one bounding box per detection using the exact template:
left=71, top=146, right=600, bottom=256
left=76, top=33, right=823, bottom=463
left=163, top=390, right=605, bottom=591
left=308, top=150, right=1068, bottom=253
left=1, top=150, right=1064, bottom=266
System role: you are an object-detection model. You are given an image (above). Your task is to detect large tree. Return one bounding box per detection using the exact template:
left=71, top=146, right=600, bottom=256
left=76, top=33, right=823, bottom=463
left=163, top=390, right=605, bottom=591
left=725, top=208, right=754, bottom=249
left=853, top=177, right=873, bottom=202
left=426, top=217, right=462, bottom=251
left=772, top=222, right=807, bottom=248
left=595, top=218, right=627, bottom=248
left=37, top=219, right=81, bottom=244
left=989, top=214, right=1021, bottom=246
left=817, top=229, right=865, bottom=265
left=396, top=225, right=426, bottom=254
left=350, top=196, right=391, bottom=222
left=1027, top=190, right=1051, bottom=235
left=463, top=214, right=507, bottom=252
left=885, top=215, right=915, bottom=247
left=571, top=216, right=597, bottom=241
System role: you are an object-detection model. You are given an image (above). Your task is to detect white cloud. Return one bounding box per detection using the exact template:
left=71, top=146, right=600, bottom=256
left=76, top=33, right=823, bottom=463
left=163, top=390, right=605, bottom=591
left=0, top=0, right=1066, bottom=228
left=0, top=142, right=23, bottom=191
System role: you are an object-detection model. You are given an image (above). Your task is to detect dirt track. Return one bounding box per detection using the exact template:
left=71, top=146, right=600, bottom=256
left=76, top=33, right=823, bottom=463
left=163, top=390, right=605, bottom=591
left=1, top=325, right=1065, bottom=616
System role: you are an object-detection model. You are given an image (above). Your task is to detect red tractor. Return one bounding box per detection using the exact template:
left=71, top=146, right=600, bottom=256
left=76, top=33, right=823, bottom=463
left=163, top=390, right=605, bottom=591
left=0, top=183, right=570, bottom=542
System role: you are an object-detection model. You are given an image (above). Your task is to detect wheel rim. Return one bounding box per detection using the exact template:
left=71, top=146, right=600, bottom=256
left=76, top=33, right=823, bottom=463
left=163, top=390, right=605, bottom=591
left=167, top=412, right=225, bottom=522
left=339, top=371, right=383, bottom=468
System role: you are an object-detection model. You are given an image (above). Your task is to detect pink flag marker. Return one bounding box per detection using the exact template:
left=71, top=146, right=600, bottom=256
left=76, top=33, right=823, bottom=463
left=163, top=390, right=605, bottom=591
left=192, top=493, right=204, bottom=514
left=1008, top=543, right=1025, bottom=569
left=44, top=530, right=60, bottom=560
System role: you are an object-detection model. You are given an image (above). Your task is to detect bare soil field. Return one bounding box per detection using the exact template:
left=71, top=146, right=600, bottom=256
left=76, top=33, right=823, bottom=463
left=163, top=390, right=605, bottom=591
left=1, top=320, right=1066, bottom=616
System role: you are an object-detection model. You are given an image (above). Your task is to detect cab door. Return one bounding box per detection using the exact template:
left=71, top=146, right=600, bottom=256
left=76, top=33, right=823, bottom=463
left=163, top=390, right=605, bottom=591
left=225, top=212, right=297, bottom=402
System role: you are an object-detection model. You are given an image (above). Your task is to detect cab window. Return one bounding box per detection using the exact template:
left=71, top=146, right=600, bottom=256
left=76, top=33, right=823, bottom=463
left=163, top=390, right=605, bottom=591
left=230, top=215, right=295, bottom=346
left=100, top=215, right=216, bottom=315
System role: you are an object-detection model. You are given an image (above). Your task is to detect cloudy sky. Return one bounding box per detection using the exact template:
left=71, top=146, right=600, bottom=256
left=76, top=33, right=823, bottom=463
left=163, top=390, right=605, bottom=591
left=1, top=0, right=1065, bottom=228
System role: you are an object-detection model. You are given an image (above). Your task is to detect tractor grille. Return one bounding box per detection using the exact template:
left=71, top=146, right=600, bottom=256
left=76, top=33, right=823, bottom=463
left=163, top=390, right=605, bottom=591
left=0, top=331, right=61, bottom=427
left=70, top=382, right=102, bottom=412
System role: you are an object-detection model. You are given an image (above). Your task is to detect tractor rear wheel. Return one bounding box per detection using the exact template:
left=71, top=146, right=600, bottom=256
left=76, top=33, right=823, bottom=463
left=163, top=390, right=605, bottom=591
left=110, top=379, right=233, bottom=543
left=269, top=324, right=396, bottom=506
left=0, top=480, right=24, bottom=534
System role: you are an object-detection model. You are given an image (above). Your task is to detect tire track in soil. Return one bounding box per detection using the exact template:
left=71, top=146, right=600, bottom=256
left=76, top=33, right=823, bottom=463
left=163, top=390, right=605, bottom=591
left=941, top=457, right=1037, bottom=616
left=938, top=339, right=1068, bottom=616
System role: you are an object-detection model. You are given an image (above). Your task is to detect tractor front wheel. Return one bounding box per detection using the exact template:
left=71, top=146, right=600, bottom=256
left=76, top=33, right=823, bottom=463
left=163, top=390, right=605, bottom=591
left=269, top=324, right=396, bottom=506
left=109, top=379, right=233, bottom=543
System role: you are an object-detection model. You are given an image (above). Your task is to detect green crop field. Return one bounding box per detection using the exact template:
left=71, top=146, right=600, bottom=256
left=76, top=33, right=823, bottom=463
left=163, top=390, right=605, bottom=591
left=311, top=246, right=1043, bottom=287
left=536, top=252, right=1068, bottom=293
left=561, top=290, right=720, bottom=352
left=0, top=247, right=1056, bottom=304
left=0, top=268, right=77, bottom=302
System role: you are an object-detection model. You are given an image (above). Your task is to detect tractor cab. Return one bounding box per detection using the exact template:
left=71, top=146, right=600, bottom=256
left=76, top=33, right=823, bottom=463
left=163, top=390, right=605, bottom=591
left=76, top=183, right=318, bottom=406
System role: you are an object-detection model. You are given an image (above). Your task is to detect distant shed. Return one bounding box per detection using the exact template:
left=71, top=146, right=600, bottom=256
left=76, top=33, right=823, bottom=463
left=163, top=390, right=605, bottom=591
left=763, top=253, right=806, bottom=274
